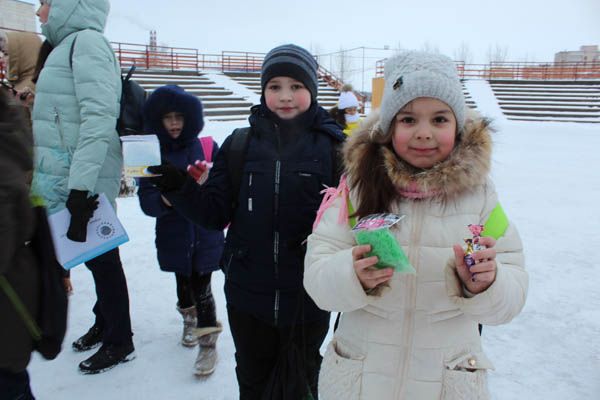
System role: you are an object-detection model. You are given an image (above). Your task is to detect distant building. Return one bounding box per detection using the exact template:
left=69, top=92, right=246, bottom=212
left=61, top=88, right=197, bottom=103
left=554, top=45, right=600, bottom=63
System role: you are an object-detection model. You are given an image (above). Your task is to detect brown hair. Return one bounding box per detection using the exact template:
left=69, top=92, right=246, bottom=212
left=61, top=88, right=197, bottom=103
left=344, top=124, right=398, bottom=218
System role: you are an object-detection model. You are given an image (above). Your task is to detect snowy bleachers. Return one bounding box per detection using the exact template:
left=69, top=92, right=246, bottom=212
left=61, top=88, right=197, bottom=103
left=462, top=82, right=477, bottom=110
left=225, top=72, right=340, bottom=109
left=489, top=80, right=600, bottom=123
left=131, top=70, right=254, bottom=121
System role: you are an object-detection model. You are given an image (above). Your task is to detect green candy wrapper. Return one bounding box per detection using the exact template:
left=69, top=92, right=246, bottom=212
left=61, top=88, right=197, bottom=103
left=352, top=214, right=415, bottom=274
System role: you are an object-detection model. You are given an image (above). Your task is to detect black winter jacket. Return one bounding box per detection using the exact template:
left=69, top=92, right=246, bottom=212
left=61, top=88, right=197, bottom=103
left=167, top=104, right=345, bottom=325
left=0, top=91, right=40, bottom=372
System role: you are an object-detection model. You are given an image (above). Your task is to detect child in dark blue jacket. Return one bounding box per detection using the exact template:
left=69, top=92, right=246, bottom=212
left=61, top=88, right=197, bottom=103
left=137, top=85, right=224, bottom=376
left=148, top=45, right=345, bottom=399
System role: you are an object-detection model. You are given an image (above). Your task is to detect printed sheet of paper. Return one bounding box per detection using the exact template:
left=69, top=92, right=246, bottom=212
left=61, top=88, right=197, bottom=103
left=121, top=134, right=161, bottom=177
left=47, top=193, right=129, bottom=270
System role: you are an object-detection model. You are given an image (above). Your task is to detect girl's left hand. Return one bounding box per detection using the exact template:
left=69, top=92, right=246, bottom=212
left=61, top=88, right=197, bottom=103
left=452, top=236, right=497, bottom=294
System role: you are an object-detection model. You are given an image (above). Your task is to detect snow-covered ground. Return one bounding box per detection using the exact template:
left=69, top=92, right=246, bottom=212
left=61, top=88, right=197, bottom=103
left=28, top=114, right=600, bottom=399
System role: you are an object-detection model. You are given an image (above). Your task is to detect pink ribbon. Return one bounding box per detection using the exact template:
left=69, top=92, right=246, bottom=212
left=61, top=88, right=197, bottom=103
left=312, top=175, right=350, bottom=231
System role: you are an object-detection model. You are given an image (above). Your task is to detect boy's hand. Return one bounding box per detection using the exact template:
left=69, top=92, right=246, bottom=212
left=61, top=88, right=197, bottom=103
left=147, top=163, right=187, bottom=192
left=453, top=236, right=497, bottom=294
left=352, top=244, right=393, bottom=291
left=187, top=160, right=212, bottom=185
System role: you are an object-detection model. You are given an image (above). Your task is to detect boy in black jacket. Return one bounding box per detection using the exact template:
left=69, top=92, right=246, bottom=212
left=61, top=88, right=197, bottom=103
left=148, top=44, right=345, bottom=399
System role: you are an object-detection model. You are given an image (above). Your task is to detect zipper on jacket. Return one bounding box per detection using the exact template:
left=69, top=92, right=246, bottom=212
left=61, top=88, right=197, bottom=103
left=272, top=133, right=282, bottom=324
left=248, top=173, right=253, bottom=211
left=53, top=107, right=66, bottom=149
left=396, top=203, right=424, bottom=399
left=274, top=289, right=280, bottom=325
left=273, top=159, right=281, bottom=280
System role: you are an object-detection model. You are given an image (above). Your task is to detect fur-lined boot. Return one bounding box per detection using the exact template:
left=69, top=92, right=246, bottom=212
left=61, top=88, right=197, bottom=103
left=177, top=305, right=198, bottom=347
left=193, top=322, right=222, bottom=376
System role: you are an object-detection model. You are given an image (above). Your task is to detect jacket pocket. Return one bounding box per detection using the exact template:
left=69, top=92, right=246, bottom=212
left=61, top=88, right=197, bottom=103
left=441, top=351, right=494, bottom=400
left=319, top=339, right=364, bottom=400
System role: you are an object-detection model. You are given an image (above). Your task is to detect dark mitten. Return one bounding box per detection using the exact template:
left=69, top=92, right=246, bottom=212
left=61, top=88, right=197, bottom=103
left=66, top=189, right=99, bottom=242
left=146, top=163, right=187, bottom=192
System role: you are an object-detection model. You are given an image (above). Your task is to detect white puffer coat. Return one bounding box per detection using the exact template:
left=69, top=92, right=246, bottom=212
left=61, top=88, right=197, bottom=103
left=304, top=114, right=528, bottom=400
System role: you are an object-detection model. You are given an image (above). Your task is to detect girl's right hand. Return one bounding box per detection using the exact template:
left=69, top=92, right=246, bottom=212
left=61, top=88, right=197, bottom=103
left=352, top=244, right=394, bottom=290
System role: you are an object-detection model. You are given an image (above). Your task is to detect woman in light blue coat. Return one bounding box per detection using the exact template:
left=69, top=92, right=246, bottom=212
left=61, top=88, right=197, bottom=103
left=31, top=0, right=134, bottom=374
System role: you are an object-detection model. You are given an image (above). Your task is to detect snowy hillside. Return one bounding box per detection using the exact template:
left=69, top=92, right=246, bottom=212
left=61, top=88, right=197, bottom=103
left=28, top=115, right=600, bottom=399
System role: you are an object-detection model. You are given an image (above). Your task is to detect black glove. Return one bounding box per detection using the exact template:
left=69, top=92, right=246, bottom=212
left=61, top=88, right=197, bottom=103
left=66, top=189, right=99, bottom=242
left=146, top=163, right=187, bottom=192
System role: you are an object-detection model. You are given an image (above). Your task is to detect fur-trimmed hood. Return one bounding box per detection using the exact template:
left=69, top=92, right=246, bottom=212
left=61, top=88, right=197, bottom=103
left=143, top=85, right=204, bottom=147
left=344, top=109, right=493, bottom=201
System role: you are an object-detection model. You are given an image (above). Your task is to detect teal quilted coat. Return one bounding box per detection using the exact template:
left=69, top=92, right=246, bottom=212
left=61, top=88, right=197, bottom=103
left=32, top=0, right=122, bottom=214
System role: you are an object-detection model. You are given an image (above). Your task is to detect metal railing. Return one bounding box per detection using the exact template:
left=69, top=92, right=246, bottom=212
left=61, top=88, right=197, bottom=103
left=375, top=58, right=600, bottom=80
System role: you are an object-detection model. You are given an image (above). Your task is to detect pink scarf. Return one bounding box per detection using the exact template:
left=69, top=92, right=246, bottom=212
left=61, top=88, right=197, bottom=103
left=397, top=180, right=441, bottom=199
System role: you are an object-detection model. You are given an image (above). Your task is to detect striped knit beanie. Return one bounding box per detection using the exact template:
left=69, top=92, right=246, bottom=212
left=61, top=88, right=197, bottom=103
left=261, top=44, right=319, bottom=100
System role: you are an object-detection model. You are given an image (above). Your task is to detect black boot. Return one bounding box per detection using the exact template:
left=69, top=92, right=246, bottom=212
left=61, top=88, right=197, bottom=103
left=78, top=343, right=135, bottom=374
left=72, top=324, right=103, bottom=352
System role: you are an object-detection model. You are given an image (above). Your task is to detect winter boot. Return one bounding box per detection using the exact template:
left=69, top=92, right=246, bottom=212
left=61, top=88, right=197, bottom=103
left=72, top=324, right=103, bottom=352
left=193, top=322, right=222, bottom=376
left=177, top=305, right=198, bottom=347
left=78, top=343, right=135, bottom=374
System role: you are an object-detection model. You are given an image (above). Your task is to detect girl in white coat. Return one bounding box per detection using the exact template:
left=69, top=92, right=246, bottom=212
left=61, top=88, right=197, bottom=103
left=304, top=51, right=528, bottom=400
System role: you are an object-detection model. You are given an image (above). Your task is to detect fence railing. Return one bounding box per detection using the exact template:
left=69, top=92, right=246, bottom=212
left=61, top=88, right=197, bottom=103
left=375, top=59, right=600, bottom=80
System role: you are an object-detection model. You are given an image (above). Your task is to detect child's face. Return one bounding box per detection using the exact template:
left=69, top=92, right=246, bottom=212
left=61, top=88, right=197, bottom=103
left=162, top=112, right=185, bottom=139
left=344, top=107, right=358, bottom=115
left=391, top=97, right=457, bottom=169
left=264, top=76, right=311, bottom=120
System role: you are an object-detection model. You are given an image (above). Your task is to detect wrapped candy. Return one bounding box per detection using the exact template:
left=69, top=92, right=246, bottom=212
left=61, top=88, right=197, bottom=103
left=352, top=213, right=415, bottom=273
left=464, top=224, right=484, bottom=269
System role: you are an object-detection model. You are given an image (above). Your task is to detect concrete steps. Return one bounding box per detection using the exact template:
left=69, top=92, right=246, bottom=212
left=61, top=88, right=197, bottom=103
left=129, top=69, right=254, bottom=121
left=489, top=79, right=600, bottom=123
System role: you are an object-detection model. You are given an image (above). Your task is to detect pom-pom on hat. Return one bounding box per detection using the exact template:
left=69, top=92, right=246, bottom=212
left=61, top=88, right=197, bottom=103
left=338, top=91, right=359, bottom=110
left=379, top=51, right=466, bottom=135
left=261, top=44, right=319, bottom=100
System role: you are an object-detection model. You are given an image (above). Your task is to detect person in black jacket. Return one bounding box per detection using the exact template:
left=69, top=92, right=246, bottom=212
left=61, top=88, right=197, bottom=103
left=0, top=87, right=40, bottom=400
left=147, top=44, right=345, bottom=399
left=137, top=85, right=225, bottom=376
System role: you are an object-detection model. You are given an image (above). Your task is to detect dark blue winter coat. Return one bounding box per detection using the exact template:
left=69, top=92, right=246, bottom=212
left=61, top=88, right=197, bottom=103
left=137, top=85, right=224, bottom=276
left=166, top=103, right=345, bottom=326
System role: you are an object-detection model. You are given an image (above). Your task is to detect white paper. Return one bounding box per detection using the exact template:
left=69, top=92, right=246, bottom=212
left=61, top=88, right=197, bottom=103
left=120, top=134, right=161, bottom=177
left=47, top=193, right=129, bottom=270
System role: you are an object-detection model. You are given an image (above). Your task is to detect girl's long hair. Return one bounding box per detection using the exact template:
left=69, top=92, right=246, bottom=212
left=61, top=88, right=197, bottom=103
left=344, top=126, right=398, bottom=218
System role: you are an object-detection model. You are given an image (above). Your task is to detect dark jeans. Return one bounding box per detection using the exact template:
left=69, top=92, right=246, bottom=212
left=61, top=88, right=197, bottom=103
left=227, top=304, right=329, bottom=400
left=175, top=271, right=216, bottom=327
left=85, top=248, right=133, bottom=345
left=0, top=369, right=35, bottom=400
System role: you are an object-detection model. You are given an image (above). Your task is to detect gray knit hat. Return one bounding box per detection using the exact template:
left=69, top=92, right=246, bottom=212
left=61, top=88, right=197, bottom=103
left=379, top=51, right=466, bottom=134
left=261, top=44, right=319, bottom=100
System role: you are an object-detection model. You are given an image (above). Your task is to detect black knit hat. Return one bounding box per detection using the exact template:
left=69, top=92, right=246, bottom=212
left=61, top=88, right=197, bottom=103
left=261, top=44, right=319, bottom=100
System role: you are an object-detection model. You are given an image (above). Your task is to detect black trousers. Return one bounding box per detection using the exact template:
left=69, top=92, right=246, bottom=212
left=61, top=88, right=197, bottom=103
left=227, top=305, right=329, bottom=400
left=0, top=369, right=34, bottom=400
left=175, top=271, right=216, bottom=328
left=85, top=248, right=133, bottom=345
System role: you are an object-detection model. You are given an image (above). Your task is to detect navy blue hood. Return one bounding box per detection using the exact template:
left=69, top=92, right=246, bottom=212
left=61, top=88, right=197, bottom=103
left=143, top=85, right=204, bottom=146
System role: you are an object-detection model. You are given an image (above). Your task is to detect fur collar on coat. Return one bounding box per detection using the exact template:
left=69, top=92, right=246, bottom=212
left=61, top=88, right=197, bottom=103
left=343, top=110, right=494, bottom=202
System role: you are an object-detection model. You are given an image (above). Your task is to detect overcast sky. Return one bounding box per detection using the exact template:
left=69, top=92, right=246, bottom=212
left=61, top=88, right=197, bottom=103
left=21, top=0, right=600, bottom=88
